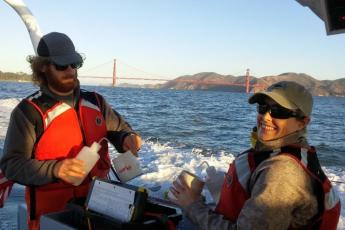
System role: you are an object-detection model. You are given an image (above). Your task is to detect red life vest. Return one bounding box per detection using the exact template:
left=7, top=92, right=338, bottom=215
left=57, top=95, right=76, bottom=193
left=215, top=146, right=341, bottom=229
left=0, top=169, right=14, bottom=208
left=22, top=90, right=111, bottom=229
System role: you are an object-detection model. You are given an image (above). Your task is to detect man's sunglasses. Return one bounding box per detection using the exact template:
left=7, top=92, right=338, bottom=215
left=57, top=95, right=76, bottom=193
left=257, top=104, right=300, bottom=119
left=53, top=62, right=83, bottom=71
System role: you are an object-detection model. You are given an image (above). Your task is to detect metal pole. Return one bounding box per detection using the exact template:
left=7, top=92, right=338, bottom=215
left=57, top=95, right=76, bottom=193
left=245, top=68, right=250, bottom=93
left=4, top=0, right=42, bottom=54
left=112, top=59, right=116, bottom=87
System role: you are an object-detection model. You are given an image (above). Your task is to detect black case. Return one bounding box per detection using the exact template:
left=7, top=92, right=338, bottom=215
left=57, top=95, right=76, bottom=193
left=41, top=179, right=182, bottom=230
left=42, top=198, right=182, bottom=230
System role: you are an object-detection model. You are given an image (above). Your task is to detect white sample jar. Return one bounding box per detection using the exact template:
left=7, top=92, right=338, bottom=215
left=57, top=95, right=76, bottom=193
left=70, top=142, right=101, bottom=186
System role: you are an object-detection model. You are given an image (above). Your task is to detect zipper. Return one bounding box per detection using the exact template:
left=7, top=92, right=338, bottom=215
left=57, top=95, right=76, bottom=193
left=75, top=99, right=87, bottom=146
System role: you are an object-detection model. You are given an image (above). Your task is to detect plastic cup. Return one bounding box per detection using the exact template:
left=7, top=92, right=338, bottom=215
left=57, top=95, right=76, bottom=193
left=168, top=170, right=205, bottom=201
left=179, top=170, right=205, bottom=195
left=112, top=151, right=142, bottom=182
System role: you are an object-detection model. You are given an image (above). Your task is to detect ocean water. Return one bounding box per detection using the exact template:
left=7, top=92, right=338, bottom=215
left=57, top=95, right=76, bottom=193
left=0, top=82, right=344, bottom=229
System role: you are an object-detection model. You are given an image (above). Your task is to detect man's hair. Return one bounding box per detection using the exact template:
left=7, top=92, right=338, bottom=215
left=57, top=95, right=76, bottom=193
left=26, top=55, right=50, bottom=87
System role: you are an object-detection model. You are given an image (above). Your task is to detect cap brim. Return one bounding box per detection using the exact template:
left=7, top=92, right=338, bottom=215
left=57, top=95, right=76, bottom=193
left=248, top=92, right=298, bottom=110
left=50, top=53, right=82, bottom=66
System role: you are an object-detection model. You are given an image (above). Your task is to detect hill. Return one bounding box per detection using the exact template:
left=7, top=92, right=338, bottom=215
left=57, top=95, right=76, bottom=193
left=0, top=71, right=31, bottom=82
left=160, top=72, right=345, bottom=96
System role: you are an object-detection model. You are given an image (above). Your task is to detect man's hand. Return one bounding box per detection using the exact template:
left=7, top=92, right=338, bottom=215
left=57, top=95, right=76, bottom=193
left=53, top=158, right=86, bottom=184
left=122, top=134, right=142, bottom=156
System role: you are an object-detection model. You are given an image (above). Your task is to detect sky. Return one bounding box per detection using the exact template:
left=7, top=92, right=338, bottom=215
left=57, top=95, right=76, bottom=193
left=1, top=0, right=345, bottom=85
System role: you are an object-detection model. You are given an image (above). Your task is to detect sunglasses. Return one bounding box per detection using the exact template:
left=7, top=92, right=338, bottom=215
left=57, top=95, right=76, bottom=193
left=257, top=104, right=300, bottom=119
left=53, top=62, right=83, bottom=71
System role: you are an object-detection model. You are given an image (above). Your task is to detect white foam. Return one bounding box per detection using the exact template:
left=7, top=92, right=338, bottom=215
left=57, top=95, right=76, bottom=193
left=0, top=98, right=20, bottom=139
left=109, top=140, right=234, bottom=203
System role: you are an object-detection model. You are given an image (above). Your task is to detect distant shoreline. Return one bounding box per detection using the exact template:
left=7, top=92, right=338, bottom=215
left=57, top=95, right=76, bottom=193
left=0, top=71, right=31, bottom=82
left=0, top=79, right=30, bottom=83
left=1, top=71, right=344, bottom=96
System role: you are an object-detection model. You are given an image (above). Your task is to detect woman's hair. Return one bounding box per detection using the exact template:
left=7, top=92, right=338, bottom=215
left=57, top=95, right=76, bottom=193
left=26, top=55, right=50, bottom=87
left=295, top=110, right=307, bottom=121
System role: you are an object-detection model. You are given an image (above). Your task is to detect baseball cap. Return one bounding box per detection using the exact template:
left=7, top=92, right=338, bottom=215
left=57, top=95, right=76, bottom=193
left=37, top=32, right=83, bottom=65
left=248, top=81, right=313, bottom=116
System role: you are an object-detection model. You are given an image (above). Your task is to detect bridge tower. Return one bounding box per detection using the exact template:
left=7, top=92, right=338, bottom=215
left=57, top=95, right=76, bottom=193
left=245, top=68, right=250, bottom=93
left=112, top=59, right=117, bottom=87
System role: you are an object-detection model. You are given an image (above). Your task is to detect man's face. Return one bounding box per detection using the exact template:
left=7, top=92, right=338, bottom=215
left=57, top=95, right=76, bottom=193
left=43, top=63, right=78, bottom=94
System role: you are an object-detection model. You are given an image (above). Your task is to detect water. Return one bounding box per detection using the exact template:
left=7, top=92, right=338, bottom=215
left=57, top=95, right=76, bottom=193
left=0, top=82, right=344, bottom=229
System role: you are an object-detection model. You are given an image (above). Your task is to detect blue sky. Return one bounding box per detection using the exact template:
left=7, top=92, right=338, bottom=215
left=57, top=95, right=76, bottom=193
left=1, top=0, right=345, bottom=85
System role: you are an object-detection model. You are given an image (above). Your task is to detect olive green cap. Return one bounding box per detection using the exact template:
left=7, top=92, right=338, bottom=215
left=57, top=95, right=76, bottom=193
left=248, top=81, right=313, bottom=116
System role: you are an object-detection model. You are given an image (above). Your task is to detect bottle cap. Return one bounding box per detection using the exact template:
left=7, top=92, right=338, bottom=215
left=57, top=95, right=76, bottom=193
left=90, top=142, right=101, bottom=152
left=137, top=187, right=147, bottom=193
left=206, top=166, right=216, bottom=175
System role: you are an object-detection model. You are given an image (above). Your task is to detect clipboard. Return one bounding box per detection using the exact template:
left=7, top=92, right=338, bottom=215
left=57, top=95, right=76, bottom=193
left=85, top=178, right=147, bottom=223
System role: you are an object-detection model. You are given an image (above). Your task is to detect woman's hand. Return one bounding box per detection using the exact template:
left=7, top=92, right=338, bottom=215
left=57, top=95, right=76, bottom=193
left=169, top=175, right=202, bottom=208
left=122, top=133, right=142, bottom=156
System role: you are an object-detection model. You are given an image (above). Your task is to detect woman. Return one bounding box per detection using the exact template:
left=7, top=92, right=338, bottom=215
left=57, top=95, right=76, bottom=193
left=170, top=81, right=340, bottom=230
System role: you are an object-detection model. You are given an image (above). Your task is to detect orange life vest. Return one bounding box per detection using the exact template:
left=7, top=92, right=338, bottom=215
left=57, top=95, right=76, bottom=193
left=22, top=90, right=110, bottom=229
left=215, top=146, right=341, bottom=229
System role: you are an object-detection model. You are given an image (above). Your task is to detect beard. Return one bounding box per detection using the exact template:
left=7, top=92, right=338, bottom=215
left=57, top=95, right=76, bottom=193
left=46, top=69, right=78, bottom=93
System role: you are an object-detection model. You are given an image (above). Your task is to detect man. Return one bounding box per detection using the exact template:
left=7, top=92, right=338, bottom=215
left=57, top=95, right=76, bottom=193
left=170, top=81, right=340, bottom=229
left=0, top=32, right=142, bottom=229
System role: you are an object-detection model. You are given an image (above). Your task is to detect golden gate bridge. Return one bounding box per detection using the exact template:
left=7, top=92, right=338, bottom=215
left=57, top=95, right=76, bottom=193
left=80, top=59, right=263, bottom=93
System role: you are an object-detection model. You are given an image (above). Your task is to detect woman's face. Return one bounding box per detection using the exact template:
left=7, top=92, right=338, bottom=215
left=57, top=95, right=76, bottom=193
left=257, top=97, right=309, bottom=141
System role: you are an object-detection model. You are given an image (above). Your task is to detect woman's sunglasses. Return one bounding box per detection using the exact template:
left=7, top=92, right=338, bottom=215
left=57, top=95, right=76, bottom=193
left=53, top=62, right=83, bottom=71
left=257, top=104, right=300, bottom=119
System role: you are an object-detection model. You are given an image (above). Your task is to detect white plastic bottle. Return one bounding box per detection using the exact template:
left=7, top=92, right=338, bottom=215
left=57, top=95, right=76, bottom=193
left=70, top=141, right=101, bottom=186
left=205, top=166, right=224, bottom=204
